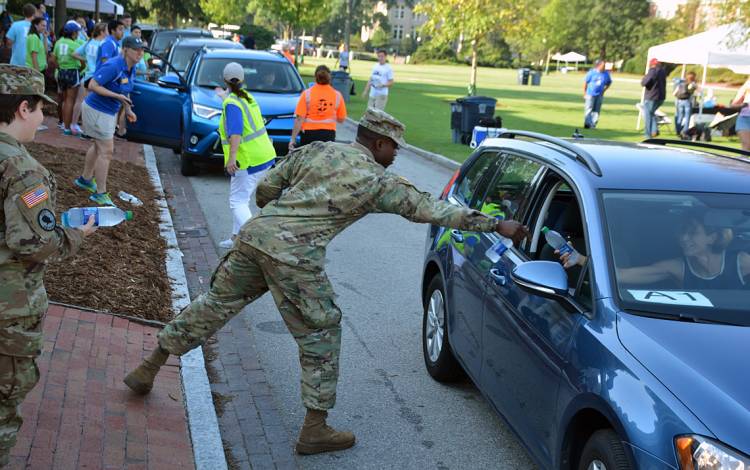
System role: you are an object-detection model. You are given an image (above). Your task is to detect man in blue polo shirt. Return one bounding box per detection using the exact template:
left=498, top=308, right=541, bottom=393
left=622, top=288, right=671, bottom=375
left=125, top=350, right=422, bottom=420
left=76, top=36, right=143, bottom=206
left=583, top=59, right=612, bottom=129
left=96, top=19, right=125, bottom=70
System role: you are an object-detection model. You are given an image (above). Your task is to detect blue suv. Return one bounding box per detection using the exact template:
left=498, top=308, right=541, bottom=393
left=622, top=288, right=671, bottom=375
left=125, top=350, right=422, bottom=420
left=126, top=48, right=303, bottom=175
left=421, top=132, right=749, bottom=470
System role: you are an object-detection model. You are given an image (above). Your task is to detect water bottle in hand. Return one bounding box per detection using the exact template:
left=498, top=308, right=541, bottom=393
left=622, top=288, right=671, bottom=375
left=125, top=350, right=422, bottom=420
left=485, top=237, right=513, bottom=264
left=541, top=226, right=580, bottom=266
left=61, top=207, right=133, bottom=228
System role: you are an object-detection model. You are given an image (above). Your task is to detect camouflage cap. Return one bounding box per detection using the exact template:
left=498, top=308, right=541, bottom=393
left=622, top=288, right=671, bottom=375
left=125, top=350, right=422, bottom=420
left=359, top=108, right=406, bottom=147
left=0, top=65, right=56, bottom=104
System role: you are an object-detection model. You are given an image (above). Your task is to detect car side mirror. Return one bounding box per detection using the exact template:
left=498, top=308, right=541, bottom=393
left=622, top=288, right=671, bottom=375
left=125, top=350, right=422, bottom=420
left=511, top=261, right=570, bottom=300
left=157, top=75, right=185, bottom=90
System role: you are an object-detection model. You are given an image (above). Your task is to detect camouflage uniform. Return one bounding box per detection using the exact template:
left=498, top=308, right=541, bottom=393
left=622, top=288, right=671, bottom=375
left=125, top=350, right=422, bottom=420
left=158, top=109, right=498, bottom=411
left=0, top=66, right=82, bottom=464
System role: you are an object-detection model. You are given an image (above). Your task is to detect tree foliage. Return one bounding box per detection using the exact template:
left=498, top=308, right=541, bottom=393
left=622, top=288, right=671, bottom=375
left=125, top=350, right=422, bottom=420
left=199, top=0, right=246, bottom=26
left=246, top=0, right=336, bottom=38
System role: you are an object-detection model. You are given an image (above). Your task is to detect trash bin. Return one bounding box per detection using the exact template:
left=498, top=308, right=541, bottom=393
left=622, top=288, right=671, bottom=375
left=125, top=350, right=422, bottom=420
left=530, top=70, right=542, bottom=86
left=450, top=101, right=463, bottom=143
left=449, top=96, right=497, bottom=145
left=331, top=70, right=353, bottom=103
left=517, top=68, right=530, bottom=85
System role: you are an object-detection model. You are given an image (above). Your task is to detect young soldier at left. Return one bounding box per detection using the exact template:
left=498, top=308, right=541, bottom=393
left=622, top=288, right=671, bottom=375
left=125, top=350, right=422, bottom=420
left=0, top=65, right=96, bottom=465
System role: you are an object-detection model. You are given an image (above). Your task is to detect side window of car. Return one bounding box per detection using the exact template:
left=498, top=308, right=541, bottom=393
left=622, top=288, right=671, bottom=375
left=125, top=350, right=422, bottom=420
left=454, top=151, right=500, bottom=207
left=481, top=153, right=543, bottom=224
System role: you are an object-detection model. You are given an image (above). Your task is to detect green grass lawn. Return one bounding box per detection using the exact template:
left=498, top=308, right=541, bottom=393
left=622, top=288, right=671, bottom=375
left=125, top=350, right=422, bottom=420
left=298, top=57, right=740, bottom=163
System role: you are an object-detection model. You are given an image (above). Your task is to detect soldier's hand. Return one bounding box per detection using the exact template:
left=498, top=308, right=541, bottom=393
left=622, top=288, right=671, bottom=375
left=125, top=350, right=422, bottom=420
left=77, top=215, right=98, bottom=237
left=496, top=220, right=529, bottom=247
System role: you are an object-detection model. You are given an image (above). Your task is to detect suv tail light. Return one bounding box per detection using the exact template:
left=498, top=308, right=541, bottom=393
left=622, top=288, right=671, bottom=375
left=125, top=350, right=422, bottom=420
left=440, top=169, right=460, bottom=200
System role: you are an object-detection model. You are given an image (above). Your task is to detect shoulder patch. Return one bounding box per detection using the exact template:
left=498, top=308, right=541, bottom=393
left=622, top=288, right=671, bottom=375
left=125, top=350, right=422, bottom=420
left=37, top=209, right=56, bottom=231
left=21, top=185, right=49, bottom=208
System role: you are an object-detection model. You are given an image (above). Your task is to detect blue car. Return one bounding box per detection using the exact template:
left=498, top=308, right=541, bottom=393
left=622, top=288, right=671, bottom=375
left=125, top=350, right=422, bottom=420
left=421, top=132, right=750, bottom=470
left=126, top=48, right=303, bottom=175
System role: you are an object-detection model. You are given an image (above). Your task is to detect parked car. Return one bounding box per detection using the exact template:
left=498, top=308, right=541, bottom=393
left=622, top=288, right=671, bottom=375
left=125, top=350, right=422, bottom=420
left=149, top=28, right=213, bottom=59
left=165, top=38, right=243, bottom=75
left=421, top=132, right=750, bottom=470
left=126, top=48, right=304, bottom=175
left=135, top=23, right=160, bottom=43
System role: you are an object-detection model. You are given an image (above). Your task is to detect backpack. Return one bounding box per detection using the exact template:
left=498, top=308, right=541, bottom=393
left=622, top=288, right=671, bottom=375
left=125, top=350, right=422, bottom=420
left=675, top=81, right=692, bottom=100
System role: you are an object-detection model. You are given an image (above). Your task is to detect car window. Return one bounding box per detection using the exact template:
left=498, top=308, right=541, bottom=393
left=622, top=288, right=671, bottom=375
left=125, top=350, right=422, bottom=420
left=481, top=153, right=542, bottom=224
left=454, top=151, right=500, bottom=207
left=195, top=58, right=304, bottom=94
left=170, top=46, right=200, bottom=72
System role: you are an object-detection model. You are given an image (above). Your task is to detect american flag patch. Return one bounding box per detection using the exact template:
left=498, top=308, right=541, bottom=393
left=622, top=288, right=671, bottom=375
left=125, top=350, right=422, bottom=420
left=21, top=185, right=49, bottom=208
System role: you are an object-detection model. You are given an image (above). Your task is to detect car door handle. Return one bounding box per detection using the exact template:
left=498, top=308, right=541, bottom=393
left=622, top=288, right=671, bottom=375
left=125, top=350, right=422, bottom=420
left=450, top=229, right=463, bottom=243
left=489, top=268, right=507, bottom=286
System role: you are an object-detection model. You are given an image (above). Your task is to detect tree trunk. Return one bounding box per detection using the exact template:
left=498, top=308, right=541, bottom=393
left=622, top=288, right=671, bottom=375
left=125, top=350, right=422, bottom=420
left=469, top=39, right=478, bottom=96
left=94, top=0, right=100, bottom=22
left=54, top=0, right=66, bottom=35
left=344, top=0, right=352, bottom=51
left=456, top=31, right=464, bottom=55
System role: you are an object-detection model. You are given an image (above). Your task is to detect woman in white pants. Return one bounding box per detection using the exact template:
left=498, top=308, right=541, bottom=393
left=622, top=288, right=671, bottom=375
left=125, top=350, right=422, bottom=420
left=217, top=62, right=277, bottom=248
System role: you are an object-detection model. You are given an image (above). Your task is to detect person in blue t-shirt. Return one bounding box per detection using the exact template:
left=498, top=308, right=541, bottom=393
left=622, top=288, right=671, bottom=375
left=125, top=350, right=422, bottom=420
left=96, top=19, right=124, bottom=70
left=120, top=13, right=132, bottom=42
left=583, top=59, right=612, bottom=129
left=76, top=36, right=143, bottom=207
left=6, top=4, right=36, bottom=66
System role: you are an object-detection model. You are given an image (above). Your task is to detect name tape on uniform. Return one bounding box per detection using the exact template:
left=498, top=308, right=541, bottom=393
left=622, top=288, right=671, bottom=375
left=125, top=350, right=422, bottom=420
left=627, top=290, right=714, bottom=307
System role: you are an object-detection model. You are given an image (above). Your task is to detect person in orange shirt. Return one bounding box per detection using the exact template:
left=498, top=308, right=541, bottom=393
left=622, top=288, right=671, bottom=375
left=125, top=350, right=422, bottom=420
left=289, top=65, right=347, bottom=150
left=282, top=42, right=295, bottom=66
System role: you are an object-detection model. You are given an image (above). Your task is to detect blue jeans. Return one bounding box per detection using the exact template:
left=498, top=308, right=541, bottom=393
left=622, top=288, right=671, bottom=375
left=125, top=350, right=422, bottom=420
left=674, top=99, right=692, bottom=135
left=584, top=94, right=603, bottom=128
left=643, top=99, right=664, bottom=138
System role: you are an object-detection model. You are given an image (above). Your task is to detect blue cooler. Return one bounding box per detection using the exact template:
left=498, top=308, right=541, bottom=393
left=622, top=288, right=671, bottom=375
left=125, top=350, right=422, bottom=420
left=470, top=126, right=506, bottom=148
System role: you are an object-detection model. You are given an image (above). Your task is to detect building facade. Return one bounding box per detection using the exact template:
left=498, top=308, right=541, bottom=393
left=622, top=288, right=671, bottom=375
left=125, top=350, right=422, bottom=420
left=361, top=0, right=426, bottom=45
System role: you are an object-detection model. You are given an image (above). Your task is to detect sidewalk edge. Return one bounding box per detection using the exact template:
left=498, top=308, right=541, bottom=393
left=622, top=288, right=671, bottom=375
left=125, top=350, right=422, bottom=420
left=143, top=144, right=228, bottom=470
left=345, top=117, right=460, bottom=171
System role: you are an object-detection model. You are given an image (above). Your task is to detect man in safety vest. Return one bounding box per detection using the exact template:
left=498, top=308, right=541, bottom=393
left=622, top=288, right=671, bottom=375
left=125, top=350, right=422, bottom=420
left=289, top=65, right=346, bottom=151
left=216, top=62, right=276, bottom=249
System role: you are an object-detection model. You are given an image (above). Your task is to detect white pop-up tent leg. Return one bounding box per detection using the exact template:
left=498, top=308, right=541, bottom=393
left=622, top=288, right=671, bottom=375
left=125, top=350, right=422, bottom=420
left=636, top=56, right=650, bottom=130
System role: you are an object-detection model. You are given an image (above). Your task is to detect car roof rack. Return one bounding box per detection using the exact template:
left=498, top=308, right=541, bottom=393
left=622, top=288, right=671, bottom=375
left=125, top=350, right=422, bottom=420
left=498, top=130, right=602, bottom=176
left=642, top=138, right=750, bottom=160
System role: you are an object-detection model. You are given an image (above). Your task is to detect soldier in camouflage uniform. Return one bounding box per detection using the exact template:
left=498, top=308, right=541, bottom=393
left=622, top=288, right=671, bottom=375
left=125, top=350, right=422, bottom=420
left=124, top=108, right=529, bottom=454
left=0, top=65, right=97, bottom=466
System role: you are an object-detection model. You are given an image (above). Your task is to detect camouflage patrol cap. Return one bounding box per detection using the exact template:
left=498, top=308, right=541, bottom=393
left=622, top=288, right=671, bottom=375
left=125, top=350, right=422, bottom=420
left=359, top=108, right=406, bottom=147
left=0, top=65, right=56, bottom=104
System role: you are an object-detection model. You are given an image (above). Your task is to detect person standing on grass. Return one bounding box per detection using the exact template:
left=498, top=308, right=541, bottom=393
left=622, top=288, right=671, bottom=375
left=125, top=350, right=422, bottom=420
left=673, top=71, right=698, bottom=139
left=53, top=21, right=84, bottom=136
left=282, top=42, right=295, bottom=66
left=335, top=44, right=349, bottom=72
left=583, top=59, right=611, bottom=129
left=213, top=62, right=276, bottom=249
left=362, top=49, right=394, bottom=111
left=641, top=58, right=667, bottom=138
left=289, top=65, right=346, bottom=150
left=0, top=64, right=96, bottom=467
left=732, top=76, right=750, bottom=151
left=75, top=36, right=142, bottom=207
left=71, top=22, right=108, bottom=137
left=6, top=4, right=36, bottom=67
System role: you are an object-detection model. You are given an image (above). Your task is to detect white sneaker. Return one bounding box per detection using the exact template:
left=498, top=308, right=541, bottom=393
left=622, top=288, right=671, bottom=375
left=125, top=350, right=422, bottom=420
left=37, top=124, right=48, bottom=131
left=219, top=239, right=234, bottom=249
left=71, top=123, right=83, bottom=134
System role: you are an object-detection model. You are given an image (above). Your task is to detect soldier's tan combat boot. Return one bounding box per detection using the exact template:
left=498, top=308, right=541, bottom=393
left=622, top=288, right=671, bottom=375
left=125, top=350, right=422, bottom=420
left=123, top=346, right=169, bottom=394
left=295, top=409, right=356, bottom=455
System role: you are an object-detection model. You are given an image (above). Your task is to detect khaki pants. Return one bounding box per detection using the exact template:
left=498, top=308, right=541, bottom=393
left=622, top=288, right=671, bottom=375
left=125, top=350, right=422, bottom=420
left=367, top=94, right=388, bottom=111
left=158, top=242, right=342, bottom=410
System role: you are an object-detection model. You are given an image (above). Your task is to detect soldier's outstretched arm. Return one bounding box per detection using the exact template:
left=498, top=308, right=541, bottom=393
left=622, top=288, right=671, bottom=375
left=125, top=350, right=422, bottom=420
left=3, top=173, right=84, bottom=263
left=373, top=174, right=529, bottom=245
left=256, top=153, right=296, bottom=208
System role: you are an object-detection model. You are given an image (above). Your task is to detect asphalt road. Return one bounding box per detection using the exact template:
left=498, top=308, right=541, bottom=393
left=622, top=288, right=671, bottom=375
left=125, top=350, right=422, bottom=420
left=160, top=122, right=536, bottom=469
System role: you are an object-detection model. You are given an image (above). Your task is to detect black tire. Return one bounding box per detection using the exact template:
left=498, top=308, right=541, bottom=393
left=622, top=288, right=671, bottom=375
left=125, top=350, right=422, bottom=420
left=180, top=152, right=199, bottom=176
left=578, top=429, right=631, bottom=470
left=422, top=275, right=464, bottom=382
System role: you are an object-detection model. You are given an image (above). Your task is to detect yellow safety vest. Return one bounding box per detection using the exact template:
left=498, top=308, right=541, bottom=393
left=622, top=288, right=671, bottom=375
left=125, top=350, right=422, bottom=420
left=218, top=92, right=276, bottom=169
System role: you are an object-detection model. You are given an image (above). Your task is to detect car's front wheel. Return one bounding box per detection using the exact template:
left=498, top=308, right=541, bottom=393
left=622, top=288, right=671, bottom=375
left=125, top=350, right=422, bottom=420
left=422, top=275, right=464, bottom=382
left=180, top=152, right=199, bottom=176
left=578, top=429, right=631, bottom=470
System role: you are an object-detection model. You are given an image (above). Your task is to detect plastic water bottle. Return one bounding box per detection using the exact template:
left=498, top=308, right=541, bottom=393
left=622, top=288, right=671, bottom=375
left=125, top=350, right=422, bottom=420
left=61, top=207, right=133, bottom=228
left=117, top=191, right=143, bottom=206
left=541, top=226, right=580, bottom=265
left=485, top=237, right=513, bottom=264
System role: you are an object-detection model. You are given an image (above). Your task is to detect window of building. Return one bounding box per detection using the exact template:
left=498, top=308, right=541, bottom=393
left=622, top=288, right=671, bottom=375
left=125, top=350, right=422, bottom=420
left=392, top=25, right=403, bottom=40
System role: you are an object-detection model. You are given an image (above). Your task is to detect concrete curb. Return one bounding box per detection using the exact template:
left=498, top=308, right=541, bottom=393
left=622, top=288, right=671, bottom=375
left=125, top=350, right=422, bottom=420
left=143, top=144, right=228, bottom=470
left=345, top=117, right=460, bottom=171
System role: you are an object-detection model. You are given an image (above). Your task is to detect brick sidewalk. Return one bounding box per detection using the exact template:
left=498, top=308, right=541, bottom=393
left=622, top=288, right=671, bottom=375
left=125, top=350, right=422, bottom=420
left=7, top=305, right=193, bottom=470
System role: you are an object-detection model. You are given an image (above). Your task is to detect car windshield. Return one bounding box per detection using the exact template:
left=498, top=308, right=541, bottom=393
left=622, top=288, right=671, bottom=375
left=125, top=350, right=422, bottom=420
left=170, top=46, right=200, bottom=72
left=602, top=190, right=750, bottom=326
left=195, top=58, right=304, bottom=94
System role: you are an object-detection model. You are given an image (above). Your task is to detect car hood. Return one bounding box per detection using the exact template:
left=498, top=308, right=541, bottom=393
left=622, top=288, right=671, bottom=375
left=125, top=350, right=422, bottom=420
left=191, top=86, right=299, bottom=116
left=617, top=313, right=750, bottom=453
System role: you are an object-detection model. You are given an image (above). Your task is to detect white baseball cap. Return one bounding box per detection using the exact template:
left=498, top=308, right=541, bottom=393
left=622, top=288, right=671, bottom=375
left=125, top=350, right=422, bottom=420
left=223, top=62, right=244, bottom=83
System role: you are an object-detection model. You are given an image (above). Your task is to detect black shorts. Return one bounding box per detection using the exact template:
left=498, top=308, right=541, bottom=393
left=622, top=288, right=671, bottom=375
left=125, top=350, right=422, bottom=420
left=300, top=129, right=336, bottom=146
left=84, top=77, right=92, bottom=89
left=57, top=68, right=80, bottom=90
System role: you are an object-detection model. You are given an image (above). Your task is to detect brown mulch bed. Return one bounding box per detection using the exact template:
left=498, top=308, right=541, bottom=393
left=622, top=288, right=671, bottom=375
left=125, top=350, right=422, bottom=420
left=29, top=142, right=173, bottom=322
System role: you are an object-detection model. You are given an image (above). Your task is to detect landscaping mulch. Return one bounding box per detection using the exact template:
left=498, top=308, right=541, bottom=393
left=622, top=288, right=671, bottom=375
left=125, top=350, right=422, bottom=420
left=28, top=142, right=173, bottom=322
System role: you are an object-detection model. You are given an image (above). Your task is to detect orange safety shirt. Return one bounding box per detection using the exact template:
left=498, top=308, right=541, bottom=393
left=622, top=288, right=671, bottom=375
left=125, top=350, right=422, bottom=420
left=283, top=51, right=295, bottom=65
left=294, top=84, right=347, bottom=131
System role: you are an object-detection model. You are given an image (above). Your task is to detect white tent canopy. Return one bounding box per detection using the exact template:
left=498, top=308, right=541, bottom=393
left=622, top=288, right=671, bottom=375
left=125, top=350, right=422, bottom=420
left=44, top=0, right=124, bottom=16
left=552, top=51, right=587, bottom=62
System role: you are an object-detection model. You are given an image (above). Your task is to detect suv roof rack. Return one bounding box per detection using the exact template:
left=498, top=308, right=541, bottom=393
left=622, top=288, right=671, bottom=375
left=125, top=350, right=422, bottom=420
left=498, top=130, right=602, bottom=176
left=642, top=138, right=750, bottom=160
